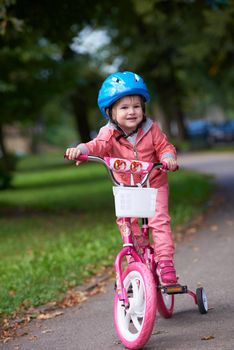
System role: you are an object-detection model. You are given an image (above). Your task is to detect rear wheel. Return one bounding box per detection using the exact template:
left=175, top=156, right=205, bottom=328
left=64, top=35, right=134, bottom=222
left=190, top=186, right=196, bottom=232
left=114, top=262, right=157, bottom=349
left=157, top=288, right=174, bottom=318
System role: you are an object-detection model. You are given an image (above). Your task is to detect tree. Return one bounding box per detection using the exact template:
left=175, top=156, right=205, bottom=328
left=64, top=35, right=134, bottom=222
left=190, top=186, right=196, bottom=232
left=1, top=0, right=234, bottom=155
left=0, top=0, right=107, bottom=187
left=93, top=0, right=234, bottom=138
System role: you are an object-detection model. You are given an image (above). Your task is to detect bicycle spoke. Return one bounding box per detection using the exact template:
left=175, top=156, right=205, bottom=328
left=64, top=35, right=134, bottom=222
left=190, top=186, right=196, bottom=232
left=123, top=309, right=131, bottom=329
left=131, top=314, right=142, bottom=331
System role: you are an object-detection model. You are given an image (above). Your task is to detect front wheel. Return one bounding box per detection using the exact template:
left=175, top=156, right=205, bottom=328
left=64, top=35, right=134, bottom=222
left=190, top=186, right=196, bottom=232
left=113, top=262, right=157, bottom=350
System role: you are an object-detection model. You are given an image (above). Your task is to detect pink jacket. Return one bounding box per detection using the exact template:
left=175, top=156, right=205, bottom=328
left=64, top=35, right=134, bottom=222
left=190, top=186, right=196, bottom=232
left=78, top=118, right=176, bottom=188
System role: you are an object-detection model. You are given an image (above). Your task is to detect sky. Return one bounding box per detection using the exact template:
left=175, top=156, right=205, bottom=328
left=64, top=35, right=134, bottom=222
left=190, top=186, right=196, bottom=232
left=70, top=27, right=110, bottom=54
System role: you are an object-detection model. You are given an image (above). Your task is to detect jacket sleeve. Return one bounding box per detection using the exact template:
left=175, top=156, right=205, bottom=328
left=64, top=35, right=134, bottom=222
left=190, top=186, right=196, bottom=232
left=77, top=126, right=113, bottom=157
left=152, top=122, right=177, bottom=160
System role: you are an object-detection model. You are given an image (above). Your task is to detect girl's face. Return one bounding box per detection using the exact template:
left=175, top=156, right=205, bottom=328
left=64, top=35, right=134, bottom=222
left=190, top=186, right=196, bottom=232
left=110, top=95, right=144, bottom=133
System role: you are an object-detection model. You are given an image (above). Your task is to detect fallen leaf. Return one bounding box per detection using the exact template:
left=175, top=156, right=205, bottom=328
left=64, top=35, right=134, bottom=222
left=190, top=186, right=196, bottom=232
left=19, top=332, right=28, bottom=337
left=2, top=337, right=11, bottom=343
left=201, top=335, right=215, bottom=341
left=88, top=282, right=106, bottom=296
left=29, top=335, right=38, bottom=341
left=56, top=290, right=87, bottom=308
left=186, top=227, right=197, bottom=235
left=114, top=340, right=122, bottom=345
left=210, top=225, right=218, bottom=232
left=174, top=232, right=183, bottom=242
left=41, top=329, right=53, bottom=334
left=192, top=246, right=199, bottom=252
left=37, top=311, right=63, bottom=320
left=152, top=330, right=168, bottom=335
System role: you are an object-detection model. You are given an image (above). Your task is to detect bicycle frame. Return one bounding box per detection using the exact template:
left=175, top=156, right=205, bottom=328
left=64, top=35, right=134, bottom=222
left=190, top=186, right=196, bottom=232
left=64, top=153, right=200, bottom=308
left=114, top=217, right=154, bottom=307
left=64, top=154, right=164, bottom=304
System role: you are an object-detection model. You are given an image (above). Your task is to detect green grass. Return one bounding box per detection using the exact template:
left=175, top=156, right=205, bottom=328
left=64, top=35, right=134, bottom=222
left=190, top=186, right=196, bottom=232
left=0, top=152, right=214, bottom=317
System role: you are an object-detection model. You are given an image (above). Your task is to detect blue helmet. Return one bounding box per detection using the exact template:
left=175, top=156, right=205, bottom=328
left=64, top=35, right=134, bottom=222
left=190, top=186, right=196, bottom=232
left=97, top=71, right=150, bottom=119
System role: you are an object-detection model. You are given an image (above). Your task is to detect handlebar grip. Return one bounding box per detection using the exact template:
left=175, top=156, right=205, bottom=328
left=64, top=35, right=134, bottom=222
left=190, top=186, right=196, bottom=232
left=161, top=161, right=179, bottom=172
left=74, top=154, right=88, bottom=161
left=64, top=153, right=88, bottom=162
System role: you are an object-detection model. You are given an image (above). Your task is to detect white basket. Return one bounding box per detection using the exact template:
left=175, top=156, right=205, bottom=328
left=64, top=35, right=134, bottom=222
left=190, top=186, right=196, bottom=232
left=113, top=186, right=158, bottom=218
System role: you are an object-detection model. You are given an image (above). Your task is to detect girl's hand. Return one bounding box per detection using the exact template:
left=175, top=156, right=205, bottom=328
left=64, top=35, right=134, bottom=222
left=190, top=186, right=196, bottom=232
left=65, top=148, right=82, bottom=166
left=162, top=157, right=178, bottom=171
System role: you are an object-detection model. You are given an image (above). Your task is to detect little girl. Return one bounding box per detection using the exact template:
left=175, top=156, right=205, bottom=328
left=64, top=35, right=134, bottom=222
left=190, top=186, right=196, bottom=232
left=66, top=71, right=178, bottom=285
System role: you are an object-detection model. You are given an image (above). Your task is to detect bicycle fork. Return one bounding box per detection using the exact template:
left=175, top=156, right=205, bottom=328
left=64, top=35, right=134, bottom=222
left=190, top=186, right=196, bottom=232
left=114, top=246, right=142, bottom=308
left=114, top=218, right=143, bottom=308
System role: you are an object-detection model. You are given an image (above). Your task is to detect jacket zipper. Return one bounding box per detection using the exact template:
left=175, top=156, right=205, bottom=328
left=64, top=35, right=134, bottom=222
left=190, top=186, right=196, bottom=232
left=118, top=121, right=153, bottom=160
left=133, top=145, right=138, bottom=159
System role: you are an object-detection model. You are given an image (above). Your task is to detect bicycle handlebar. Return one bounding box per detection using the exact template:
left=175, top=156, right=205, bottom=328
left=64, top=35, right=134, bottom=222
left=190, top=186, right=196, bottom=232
left=64, top=154, right=177, bottom=187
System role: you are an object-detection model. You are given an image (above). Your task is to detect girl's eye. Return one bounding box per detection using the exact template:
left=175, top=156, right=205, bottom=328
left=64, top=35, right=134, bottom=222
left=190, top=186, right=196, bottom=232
left=119, top=104, right=141, bottom=110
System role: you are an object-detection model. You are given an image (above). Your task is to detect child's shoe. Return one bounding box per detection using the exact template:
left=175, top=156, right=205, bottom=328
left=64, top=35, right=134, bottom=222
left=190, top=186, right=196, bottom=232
left=156, top=260, right=177, bottom=285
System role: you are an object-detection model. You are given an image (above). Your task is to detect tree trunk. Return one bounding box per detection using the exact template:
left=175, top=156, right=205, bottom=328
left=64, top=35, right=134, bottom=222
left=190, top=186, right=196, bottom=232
left=159, top=81, right=188, bottom=140
left=174, top=106, right=188, bottom=141
left=157, top=96, right=173, bottom=138
left=0, top=123, right=12, bottom=189
left=30, top=115, right=44, bottom=154
left=0, top=123, right=7, bottom=158
left=71, top=92, right=91, bottom=143
left=0, top=123, right=10, bottom=170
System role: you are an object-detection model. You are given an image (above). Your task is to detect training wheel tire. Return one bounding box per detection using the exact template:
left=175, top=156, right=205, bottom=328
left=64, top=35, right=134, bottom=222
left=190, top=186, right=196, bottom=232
left=196, top=287, right=208, bottom=314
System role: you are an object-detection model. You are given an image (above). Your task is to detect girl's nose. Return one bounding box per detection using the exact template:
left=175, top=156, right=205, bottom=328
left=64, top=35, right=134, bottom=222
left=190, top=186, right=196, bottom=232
left=129, top=106, right=135, bottom=114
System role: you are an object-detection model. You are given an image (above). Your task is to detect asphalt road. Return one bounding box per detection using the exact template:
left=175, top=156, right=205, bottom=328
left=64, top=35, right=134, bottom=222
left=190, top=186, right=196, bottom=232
left=2, top=151, right=234, bottom=350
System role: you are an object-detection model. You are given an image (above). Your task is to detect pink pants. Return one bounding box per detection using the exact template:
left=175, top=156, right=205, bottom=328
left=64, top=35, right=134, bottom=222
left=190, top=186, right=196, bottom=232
left=116, top=183, right=175, bottom=262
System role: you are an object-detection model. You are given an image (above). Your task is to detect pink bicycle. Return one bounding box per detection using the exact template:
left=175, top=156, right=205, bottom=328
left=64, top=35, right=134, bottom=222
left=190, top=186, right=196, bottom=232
left=65, top=154, right=208, bottom=350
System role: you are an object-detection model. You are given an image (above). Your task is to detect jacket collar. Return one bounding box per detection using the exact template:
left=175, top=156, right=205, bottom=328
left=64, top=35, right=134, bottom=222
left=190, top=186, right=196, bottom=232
left=107, top=117, right=153, bottom=136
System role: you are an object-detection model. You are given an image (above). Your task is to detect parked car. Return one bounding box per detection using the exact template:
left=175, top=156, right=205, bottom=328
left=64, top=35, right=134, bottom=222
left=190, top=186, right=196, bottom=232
left=186, top=119, right=213, bottom=140
left=207, top=120, right=234, bottom=144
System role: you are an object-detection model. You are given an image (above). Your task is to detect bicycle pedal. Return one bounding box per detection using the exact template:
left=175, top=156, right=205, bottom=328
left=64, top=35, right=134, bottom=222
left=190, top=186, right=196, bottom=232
left=159, top=284, right=188, bottom=295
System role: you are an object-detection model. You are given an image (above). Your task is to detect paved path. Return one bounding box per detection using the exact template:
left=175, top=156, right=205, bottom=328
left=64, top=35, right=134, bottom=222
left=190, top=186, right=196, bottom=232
left=2, top=151, right=234, bottom=350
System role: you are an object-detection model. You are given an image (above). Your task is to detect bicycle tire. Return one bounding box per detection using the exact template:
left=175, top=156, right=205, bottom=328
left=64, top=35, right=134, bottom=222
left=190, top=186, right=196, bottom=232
left=157, top=288, right=174, bottom=318
left=113, top=262, right=157, bottom=349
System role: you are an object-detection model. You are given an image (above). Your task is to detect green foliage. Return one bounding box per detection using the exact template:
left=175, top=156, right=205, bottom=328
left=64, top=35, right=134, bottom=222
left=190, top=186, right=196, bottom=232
left=101, top=0, right=234, bottom=127
left=41, top=99, right=78, bottom=147
left=1, top=0, right=234, bottom=149
left=0, top=152, right=213, bottom=317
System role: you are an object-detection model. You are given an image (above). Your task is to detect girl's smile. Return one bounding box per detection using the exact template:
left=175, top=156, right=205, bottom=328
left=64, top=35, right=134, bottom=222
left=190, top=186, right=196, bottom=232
left=111, top=95, right=144, bottom=134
